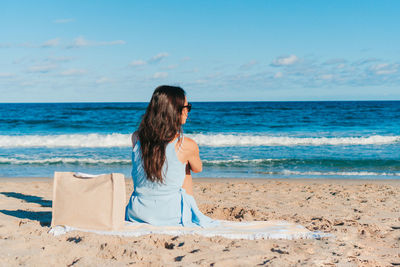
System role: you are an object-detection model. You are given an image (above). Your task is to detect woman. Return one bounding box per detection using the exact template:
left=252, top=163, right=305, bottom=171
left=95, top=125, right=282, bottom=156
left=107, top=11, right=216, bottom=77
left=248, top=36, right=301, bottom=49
left=125, top=85, right=217, bottom=227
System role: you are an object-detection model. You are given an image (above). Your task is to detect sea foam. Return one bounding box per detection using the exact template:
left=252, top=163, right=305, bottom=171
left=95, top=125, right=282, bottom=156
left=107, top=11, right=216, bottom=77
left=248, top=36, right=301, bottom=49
left=0, top=133, right=399, bottom=148
left=190, top=134, right=400, bottom=147
left=0, top=133, right=130, bottom=148
left=0, top=157, right=131, bottom=165
left=278, top=170, right=400, bottom=177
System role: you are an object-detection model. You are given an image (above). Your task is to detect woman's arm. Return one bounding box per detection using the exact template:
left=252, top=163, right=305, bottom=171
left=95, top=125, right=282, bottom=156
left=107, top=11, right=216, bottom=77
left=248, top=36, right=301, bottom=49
left=177, top=137, right=199, bottom=196
left=184, top=137, right=202, bottom=173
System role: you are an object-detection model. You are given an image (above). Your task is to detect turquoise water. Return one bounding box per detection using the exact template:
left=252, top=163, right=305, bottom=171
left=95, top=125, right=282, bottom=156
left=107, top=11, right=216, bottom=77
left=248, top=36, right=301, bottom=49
left=1, top=101, right=400, bottom=179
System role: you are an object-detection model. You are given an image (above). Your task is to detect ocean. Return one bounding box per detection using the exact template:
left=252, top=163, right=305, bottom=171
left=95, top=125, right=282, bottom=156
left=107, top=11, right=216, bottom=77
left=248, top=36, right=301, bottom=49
left=1, top=101, right=400, bottom=179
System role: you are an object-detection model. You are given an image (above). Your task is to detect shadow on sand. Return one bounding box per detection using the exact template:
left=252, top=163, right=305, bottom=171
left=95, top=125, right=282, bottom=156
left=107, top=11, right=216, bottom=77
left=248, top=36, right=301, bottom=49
left=0, top=210, right=51, bottom=226
left=0, top=192, right=52, bottom=207
left=0, top=192, right=52, bottom=226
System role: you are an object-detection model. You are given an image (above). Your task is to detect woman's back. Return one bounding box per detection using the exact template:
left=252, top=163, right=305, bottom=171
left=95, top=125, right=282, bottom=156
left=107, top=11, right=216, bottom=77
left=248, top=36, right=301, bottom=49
left=126, top=137, right=185, bottom=225
left=125, top=136, right=217, bottom=227
left=132, top=137, right=185, bottom=189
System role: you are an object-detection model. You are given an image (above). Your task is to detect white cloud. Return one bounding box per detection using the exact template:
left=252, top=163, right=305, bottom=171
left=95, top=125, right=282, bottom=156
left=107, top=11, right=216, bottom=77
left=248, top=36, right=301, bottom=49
left=130, top=60, right=147, bottom=67
left=163, top=64, right=178, bottom=70
left=271, top=55, right=299, bottom=66
left=131, top=53, right=170, bottom=68
left=27, top=64, right=57, bottom=73
left=152, top=72, right=168, bottom=79
left=352, top=58, right=380, bottom=66
left=181, top=57, right=191, bottom=62
left=0, top=72, right=15, bottom=78
left=193, top=79, right=207, bottom=84
left=239, top=60, right=258, bottom=70
left=206, top=72, right=222, bottom=79
left=95, top=76, right=111, bottom=84
left=67, top=36, right=89, bottom=48
left=336, top=63, right=345, bottom=69
left=46, top=56, right=73, bottom=63
left=264, top=56, right=400, bottom=88
left=319, top=74, right=333, bottom=80
left=60, top=69, right=87, bottom=76
left=180, top=68, right=199, bottom=74
left=54, top=18, right=75, bottom=24
left=274, top=72, right=283, bottom=78
left=98, top=40, right=126, bottom=46
left=67, top=36, right=126, bottom=48
left=322, top=58, right=347, bottom=65
left=41, top=38, right=60, bottom=48
left=149, top=52, right=169, bottom=63
left=369, top=63, right=398, bottom=75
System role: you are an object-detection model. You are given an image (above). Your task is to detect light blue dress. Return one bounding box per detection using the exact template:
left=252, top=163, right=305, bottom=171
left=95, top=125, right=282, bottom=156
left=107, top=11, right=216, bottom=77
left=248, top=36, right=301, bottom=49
left=125, top=137, right=218, bottom=227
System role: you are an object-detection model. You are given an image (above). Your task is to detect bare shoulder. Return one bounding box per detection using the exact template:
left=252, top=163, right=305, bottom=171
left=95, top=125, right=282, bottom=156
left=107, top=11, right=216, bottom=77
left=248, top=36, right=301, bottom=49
left=183, top=136, right=196, bottom=145
left=182, top=136, right=199, bottom=151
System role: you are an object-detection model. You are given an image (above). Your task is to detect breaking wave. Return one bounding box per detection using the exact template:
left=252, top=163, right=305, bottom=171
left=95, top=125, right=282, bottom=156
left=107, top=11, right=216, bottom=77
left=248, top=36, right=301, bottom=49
left=0, top=157, right=130, bottom=165
left=0, top=133, right=399, bottom=148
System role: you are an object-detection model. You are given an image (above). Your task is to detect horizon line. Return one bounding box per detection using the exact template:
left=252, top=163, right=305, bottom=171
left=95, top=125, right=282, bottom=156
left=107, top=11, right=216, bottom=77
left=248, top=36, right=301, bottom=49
left=1, top=99, right=400, bottom=104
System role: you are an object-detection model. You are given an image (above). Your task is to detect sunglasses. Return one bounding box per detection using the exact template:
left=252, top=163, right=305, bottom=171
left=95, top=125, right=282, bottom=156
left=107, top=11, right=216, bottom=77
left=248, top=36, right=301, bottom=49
left=182, top=103, right=192, bottom=112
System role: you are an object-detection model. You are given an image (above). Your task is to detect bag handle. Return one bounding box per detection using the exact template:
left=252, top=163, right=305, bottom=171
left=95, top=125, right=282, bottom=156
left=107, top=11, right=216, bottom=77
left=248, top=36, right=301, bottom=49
left=73, top=172, right=106, bottom=179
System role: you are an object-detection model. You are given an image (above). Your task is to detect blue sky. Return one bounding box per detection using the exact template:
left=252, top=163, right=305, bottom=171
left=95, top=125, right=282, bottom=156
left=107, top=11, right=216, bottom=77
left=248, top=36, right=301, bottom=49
left=1, top=0, right=399, bottom=102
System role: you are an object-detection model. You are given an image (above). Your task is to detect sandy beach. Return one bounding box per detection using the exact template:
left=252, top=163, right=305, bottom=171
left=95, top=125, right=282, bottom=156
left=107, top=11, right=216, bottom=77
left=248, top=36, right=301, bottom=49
left=0, top=177, right=399, bottom=266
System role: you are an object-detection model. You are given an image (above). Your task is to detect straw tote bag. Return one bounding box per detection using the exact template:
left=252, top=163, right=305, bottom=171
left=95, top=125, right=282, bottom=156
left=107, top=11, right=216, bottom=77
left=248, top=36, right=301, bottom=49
left=51, top=172, right=126, bottom=230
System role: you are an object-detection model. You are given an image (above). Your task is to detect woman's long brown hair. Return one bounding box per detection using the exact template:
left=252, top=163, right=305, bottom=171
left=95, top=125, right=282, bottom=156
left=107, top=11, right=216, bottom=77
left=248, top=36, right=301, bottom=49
left=138, top=85, right=186, bottom=183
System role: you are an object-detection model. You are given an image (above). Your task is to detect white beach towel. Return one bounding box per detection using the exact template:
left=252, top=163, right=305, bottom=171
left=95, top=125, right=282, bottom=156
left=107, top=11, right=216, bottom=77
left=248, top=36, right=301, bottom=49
left=49, top=220, right=332, bottom=240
